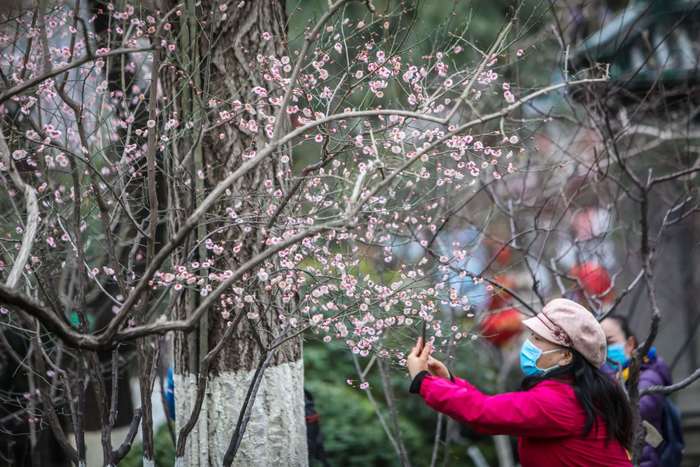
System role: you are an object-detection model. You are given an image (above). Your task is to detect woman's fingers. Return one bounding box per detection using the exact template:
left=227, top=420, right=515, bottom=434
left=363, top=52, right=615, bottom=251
left=409, top=337, right=423, bottom=356
left=408, top=337, right=431, bottom=363
left=419, top=341, right=432, bottom=360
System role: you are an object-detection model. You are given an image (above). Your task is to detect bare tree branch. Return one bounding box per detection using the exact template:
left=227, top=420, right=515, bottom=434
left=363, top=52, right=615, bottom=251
left=641, top=368, right=700, bottom=396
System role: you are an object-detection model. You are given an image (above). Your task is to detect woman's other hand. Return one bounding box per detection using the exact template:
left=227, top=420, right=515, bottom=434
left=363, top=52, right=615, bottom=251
left=407, top=337, right=431, bottom=379
left=427, top=356, right=450, bottom=379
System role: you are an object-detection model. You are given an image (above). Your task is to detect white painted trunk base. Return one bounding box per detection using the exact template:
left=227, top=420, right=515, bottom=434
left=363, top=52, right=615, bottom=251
left=174, top=359, right=308, bottom=467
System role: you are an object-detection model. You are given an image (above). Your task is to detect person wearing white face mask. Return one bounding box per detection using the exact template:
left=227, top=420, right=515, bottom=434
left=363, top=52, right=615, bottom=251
left=406, top=298, right=634, bottom=467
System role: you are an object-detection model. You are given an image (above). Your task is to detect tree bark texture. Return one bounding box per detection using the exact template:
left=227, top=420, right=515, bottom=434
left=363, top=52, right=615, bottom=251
left=172, top=1, right=306, bottom=465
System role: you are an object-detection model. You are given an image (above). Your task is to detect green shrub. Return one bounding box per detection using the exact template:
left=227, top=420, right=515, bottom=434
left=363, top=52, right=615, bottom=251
left=119, top=423, right=175, bottom=467
left=306, top=380, right=425, bottom=467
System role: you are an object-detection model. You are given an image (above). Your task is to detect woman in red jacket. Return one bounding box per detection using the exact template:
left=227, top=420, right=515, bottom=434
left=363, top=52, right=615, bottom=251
left=407, top=298, right=633, bottom=467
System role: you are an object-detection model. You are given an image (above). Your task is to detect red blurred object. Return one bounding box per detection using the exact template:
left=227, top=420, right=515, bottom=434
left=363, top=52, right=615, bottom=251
left=489, top=275, right=515, bottom=309
left=481, top=308, right=523, bottom=347
left=485, top=239, right=513, bottom=266
left=495, top=244, right=512, bottom=266
left=569, top=262, right=614, bottom=301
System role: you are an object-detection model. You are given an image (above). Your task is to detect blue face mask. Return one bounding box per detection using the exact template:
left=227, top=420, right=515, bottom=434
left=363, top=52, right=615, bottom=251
left=520, top=339, right=562, bottom=377
left=606, top=343, right=628, bottom=369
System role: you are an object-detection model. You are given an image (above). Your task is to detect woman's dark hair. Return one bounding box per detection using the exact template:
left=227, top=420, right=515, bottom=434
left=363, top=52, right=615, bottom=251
left=607, top=315, right=636, bottom=343
left=521, top=350, right=634, bottom=450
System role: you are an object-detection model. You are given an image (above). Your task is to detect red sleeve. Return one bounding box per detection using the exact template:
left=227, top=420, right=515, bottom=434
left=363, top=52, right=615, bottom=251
left=418, top=375, right=583, bottom=437
left=451, top=376, right=478, bottom=391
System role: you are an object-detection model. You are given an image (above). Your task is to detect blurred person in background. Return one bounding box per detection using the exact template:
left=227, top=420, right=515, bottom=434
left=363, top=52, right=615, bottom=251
left=602, top=316, right=684, bottom=467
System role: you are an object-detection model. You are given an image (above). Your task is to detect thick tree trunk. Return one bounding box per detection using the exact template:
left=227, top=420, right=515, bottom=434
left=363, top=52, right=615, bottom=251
left=172, top=1, right=307, bottom=466
left=174, top=361, right=306, bottom=466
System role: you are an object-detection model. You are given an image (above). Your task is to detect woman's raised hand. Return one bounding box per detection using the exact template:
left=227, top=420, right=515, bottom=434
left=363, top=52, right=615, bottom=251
left=407, top=337, right=431, bottom=379
left=427, top=356, right=450, bottom=379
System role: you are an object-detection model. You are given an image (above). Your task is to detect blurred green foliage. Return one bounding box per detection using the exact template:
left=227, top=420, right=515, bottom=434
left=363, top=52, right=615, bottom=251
left=120, top=424, right=175, bottom=467
left=305, top=379, right=423, bottom=466
left=287, top=0, right=557, bottom=86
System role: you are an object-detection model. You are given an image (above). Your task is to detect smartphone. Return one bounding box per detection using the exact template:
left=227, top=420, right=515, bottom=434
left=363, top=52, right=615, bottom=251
left=421, top=320, right=427, bottom=344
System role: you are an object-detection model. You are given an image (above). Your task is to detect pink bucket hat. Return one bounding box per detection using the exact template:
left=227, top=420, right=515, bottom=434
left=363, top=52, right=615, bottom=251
left=522, top=298, right=606, bottom=368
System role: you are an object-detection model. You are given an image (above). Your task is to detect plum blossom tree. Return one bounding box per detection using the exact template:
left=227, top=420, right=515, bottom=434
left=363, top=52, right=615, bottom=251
left=0, top=1, right=622, bottom=466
